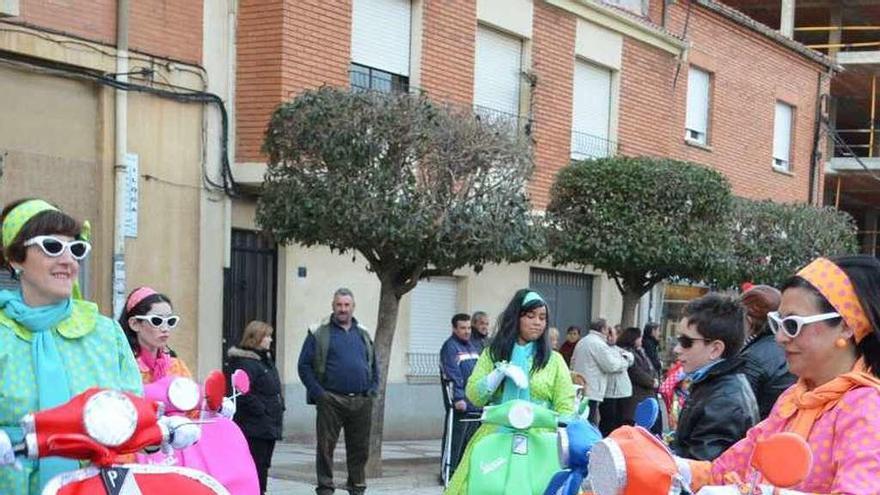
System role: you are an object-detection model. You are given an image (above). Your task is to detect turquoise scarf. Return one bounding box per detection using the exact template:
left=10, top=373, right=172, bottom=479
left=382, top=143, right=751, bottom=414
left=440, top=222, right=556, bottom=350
left=0, top=290, right=78, bottom=490
left=501, top=342, right=534, bottom=403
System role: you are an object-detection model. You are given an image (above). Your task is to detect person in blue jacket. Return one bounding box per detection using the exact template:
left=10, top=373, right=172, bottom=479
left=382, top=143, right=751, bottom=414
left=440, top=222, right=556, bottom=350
left=440, top=313, right=482, bottom=474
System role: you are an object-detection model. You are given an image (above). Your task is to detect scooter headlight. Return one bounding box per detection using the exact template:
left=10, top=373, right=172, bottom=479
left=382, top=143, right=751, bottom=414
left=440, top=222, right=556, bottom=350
left=507, top=402, right=535, bottom=430
left=167, top=377, right=201, bottom=412
left=83, top=390, right=138, bottom=447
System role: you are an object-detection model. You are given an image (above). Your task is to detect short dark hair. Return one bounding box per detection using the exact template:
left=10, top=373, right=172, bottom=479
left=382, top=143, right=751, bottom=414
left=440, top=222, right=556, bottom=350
left=589, top=318, right=607, bottom=333
left=683, top=293, right=745, bottom=358
left=566, top=325, right=582, bottom=335
left=451, top=313, right=471, bottom=328
left=617, top=327, right=643, bottom=348
left=0, top=198, right=82, bottom=273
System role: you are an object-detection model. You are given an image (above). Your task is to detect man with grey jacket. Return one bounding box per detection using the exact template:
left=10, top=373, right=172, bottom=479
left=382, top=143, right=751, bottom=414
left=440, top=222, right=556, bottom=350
left=571, top=318, right=633, bottom=426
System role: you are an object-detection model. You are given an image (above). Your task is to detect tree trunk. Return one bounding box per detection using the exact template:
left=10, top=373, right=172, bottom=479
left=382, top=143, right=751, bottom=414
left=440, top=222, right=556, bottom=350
left=620, top=289, right=642, bottom=328
left=365, top=279, right=401, bottom=477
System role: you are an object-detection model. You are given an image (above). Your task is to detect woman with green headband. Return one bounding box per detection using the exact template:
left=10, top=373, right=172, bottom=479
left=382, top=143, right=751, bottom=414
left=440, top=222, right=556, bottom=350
left=0, top=198, right=142, bottom=495
left=445, top=289, right=575, bottom=495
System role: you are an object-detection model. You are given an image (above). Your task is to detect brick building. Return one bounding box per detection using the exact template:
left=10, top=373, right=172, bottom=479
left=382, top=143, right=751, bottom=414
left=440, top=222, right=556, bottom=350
left=229, top=0, right=835, bottom=440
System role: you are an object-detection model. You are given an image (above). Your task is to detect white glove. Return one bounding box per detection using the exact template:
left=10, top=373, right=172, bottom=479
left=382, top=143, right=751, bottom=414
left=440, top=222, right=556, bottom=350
left=159, top=416, right=201, bottom=450
left=484, top=368, right=506, bottom=394
left=499, top=363, right=529, bottom=389
left=0, top=430, right=14, bottom=466
left=220, top=397, right=237, bottom=419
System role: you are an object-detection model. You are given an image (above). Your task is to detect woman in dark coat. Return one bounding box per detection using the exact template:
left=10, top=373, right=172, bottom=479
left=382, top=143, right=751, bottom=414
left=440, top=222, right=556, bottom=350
left=617, top=326, right=658, bottom=426
left=227, top=320, right=285, bottom=495
left=737, top=285, right=796, bottom=419
left=642, top=322, right=663, bottom=373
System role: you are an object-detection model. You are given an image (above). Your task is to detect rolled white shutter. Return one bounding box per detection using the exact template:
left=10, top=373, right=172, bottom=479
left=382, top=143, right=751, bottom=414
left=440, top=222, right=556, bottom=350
left=474, top=26, right=522, bottom=116
left=773, top=101, right=793, bottom=167
left=408, top=277, right=459, bottom=355
left=351, top=0, right=411, bottom=76
left=685, top=68, right=710, bottom=136
left=571, top=60, right=612, bottom=158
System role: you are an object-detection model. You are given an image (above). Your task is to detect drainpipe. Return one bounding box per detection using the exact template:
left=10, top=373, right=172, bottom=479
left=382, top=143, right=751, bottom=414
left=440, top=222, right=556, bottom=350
left=112, top=0, right=129, bottom=318
left=808, top=71, right=824, bottom=205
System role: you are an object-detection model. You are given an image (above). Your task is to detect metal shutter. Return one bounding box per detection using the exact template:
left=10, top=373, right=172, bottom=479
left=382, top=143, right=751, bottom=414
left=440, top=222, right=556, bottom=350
left=408, top=277, right=458, bottom=354
left=571, top=60, right=613, bottom=158
left=351, top=0, right=411, bottom=77
left=773, top=101, right=793, bottom=169
left=474, top=26, right=522, bottom=116
left=685, top=67, right=710, bottom=142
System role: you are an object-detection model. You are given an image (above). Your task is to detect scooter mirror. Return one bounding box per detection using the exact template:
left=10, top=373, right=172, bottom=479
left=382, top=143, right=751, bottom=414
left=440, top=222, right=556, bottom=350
left=633, top=398, right=659, bottom=430
left=750, top=432, right=812, bottom=488
left=204, top=370, right=227, bottom=412
left=231, top=369, right=250, bottom=395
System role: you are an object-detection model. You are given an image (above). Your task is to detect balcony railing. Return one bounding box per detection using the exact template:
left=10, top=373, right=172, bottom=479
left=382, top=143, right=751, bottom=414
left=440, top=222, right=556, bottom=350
left=349, top=63, right=409, bottom=94
left=406, top=352, right=440, bottom=384
left=571, top=130, right=618, bottom=160
left=832, top=128, right=879, bottom=158
left=473, top=105, right=532, bottom=138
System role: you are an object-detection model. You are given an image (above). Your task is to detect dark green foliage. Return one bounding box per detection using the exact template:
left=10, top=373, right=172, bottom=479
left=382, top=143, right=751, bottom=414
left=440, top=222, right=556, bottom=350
left=546, top=156, right=733, bottom=299
left=713, top=198, right=858, bottom=288
left=258, top=87, right=542, bottom=291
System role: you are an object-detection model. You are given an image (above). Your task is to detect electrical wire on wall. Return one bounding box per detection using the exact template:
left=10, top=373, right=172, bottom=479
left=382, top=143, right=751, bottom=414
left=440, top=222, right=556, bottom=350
left=0, top=38, right=240, bottom=197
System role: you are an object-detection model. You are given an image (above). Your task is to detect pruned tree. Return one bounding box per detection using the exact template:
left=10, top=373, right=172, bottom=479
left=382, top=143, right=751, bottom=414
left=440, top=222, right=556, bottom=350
left=712, top=198, right=858, bottom=288
left=546, top=156, right=732, bottom=327
left=257, top=87, right=542, bottom=474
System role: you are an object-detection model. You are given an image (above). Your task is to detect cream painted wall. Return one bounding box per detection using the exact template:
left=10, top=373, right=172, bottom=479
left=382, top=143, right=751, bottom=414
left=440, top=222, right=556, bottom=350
left=477, top=0, right=534, bottom=39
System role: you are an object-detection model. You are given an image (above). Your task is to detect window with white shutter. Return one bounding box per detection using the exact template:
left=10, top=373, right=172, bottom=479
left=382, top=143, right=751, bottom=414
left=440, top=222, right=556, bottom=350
left=685, top=67, right=711, bottom=145
left=407, top=277, right=459, bottom=379
left=350, top=0, right=411, bottom=92
left=474, top=26, right=523, bottom=121
left=571, top=60, right=614, bottom=159
left=773, top=101, right=794, bottom=171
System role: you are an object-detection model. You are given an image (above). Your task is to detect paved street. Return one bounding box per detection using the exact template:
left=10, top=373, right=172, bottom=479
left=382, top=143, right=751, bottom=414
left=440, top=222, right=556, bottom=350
left=268, top=439, right=445, bottom=494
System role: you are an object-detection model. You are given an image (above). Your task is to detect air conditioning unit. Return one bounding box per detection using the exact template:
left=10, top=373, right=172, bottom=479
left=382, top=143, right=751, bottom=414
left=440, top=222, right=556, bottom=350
left=0, top=0, right=20, bottom=17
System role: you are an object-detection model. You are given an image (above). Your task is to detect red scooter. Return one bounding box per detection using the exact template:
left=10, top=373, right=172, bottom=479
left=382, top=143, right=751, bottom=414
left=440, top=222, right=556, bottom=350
left=7, top=387, right=228, bottom=495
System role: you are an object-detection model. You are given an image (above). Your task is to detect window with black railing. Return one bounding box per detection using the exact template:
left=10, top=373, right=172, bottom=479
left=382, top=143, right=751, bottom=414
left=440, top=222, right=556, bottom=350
left=570, top=129, right=618, bottom=160
left=473, top=104, right=532, bottom=138
left=350, top=63, right=409, bottom=94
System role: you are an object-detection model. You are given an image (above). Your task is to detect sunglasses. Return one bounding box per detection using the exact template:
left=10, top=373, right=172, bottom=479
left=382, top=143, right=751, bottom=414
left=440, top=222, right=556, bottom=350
left=676, top=334, right=711, bottom=349
left=23, top=236, right=91, bottom=260
left=766, top=311, right=841, bottom=339
left=134, top=315, right=180, bottom=329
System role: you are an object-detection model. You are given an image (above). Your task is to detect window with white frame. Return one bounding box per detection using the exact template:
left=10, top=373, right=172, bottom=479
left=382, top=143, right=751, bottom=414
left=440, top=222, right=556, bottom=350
left=407, top=277, right=459, bottom=379
left=773, top=101, right=794, bottom=171
left=685, top=67, right=711, bottom=145
left=474, top=25, right=523, bottom=125
left=350, top=0, right=411, bottom=92
left=571, top=60, right=614, bottom=159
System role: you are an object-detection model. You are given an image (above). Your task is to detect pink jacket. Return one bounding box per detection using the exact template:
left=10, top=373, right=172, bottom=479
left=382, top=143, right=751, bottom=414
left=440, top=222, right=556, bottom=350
left=711, top=385, right=880, bottom=494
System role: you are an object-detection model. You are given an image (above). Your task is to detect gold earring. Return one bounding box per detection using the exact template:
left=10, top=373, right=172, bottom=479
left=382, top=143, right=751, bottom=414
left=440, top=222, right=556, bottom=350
left=835, top=337, right=848, bottom=348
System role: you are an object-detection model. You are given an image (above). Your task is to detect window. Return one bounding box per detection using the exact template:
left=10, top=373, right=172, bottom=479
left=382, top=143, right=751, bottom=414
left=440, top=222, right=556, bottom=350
left=474, top=25, right=523, bottom=124
left=773, top=101, right=794, bottom=171
left=407, top=277, right=459, bottom=380
left=602, top=0, right=646, bottom=16
left=571, top=60, right=615, bottom=159
left=350, top=0, right=411, bottom=92
left=685, top=67, right=711, bottom=145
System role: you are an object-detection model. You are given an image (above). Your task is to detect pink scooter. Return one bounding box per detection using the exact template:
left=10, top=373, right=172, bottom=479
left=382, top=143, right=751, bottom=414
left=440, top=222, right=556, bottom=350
left=136, top=370, right=260, bottom=495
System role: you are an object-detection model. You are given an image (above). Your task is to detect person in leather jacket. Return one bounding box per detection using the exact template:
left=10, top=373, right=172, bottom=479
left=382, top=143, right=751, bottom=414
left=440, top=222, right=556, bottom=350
left=737, top=285, right=796, bottom=419
left=671, top=294, right=759, bottom=461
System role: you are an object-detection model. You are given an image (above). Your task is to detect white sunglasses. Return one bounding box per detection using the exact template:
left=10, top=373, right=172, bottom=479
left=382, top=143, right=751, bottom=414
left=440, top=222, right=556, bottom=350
left=134, top=314, right=181, bottom=329
left=23, top=235, right=91, bottom=260
left=767, top=311, right=841, bottom=339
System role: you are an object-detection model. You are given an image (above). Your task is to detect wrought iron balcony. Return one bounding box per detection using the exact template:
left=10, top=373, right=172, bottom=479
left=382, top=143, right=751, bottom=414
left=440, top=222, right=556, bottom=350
left=570, top=130, right=618, bottom=160
left=473, top=105, right=533, bottom=138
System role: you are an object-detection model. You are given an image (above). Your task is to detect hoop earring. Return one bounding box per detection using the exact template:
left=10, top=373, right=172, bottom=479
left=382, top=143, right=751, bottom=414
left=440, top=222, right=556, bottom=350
left=835, top=337, right=848, bottom=348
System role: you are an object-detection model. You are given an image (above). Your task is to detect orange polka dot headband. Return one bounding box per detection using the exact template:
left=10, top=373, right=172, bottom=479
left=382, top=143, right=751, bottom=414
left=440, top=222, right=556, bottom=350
left=797, top=257, right=872, bottom=343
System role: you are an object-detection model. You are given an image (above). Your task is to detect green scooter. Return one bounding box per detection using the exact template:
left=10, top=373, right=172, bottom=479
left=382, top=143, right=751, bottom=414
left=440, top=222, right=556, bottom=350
left=466, top=399, right=562, bottom=495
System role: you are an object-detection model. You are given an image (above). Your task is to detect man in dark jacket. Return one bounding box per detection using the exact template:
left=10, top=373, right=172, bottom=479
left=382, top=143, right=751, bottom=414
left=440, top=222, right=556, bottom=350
left=671, top=294, right=759, bottom=461
left=738, top=285, right=796, bottom=419
left=298, top=288, right=378, bottom=495
left=439, top=313, right=481, bottom=475
left=470, top=311, right=490, bottom=353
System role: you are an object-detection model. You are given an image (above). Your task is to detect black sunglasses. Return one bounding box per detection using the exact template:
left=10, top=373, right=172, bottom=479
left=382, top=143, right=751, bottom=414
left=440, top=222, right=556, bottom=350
left=676, top=334, right=711, bottom=349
